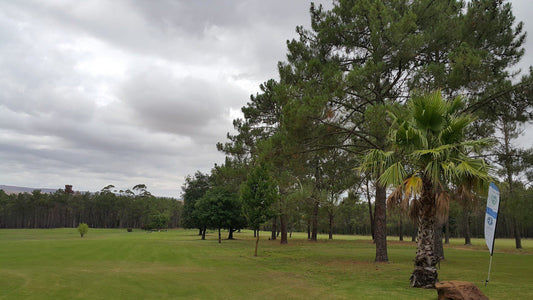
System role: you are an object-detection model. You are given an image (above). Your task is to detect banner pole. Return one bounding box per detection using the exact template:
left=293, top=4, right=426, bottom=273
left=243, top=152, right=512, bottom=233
left=485, top=254, right=493, bottom=286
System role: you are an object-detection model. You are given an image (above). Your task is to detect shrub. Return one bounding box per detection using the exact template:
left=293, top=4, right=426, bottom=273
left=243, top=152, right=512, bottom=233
left=150, top=212, right=169, bottom=231
left=127, top=228, right=133, bottom=232
left=77, top=223, right=89, bottom=238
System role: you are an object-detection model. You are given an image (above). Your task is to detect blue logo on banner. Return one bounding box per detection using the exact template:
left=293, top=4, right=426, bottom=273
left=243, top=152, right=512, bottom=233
left=486, top=207, right=497, bottom=219
left=487, top=217, right=493, bottom=226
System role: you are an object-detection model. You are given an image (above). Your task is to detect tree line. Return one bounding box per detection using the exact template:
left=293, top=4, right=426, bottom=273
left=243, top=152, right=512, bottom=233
left=1, top=179, right=531, bottom=240
left=0, top=184, right=182, bottom=230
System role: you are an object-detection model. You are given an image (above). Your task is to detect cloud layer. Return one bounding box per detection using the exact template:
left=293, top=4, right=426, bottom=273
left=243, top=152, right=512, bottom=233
left=0, top=0, right=531, bottom=197
left=0, top=0, right=334, bottom=197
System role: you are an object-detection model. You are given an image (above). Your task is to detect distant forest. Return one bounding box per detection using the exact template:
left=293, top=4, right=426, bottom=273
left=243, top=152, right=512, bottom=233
left=1, top=184, right=531, bottom=240
left=0, top=185, right=182, bottom=230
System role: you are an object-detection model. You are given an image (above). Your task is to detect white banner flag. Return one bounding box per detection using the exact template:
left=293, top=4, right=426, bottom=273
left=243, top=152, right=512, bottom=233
left=484, top=183, right=500, bottom=255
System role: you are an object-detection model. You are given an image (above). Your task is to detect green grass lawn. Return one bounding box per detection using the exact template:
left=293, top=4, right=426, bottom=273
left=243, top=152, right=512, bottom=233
left=0, top=229, right=531, bottom=299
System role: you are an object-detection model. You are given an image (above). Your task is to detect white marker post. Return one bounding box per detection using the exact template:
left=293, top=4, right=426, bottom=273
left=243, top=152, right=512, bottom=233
left=484, top=183, right=500, bottom=286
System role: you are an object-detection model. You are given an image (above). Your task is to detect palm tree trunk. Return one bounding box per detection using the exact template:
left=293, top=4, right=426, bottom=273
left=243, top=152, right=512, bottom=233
left=410, top=177, right=438, bottom=288
left=434, top=222, right=444, bottom=261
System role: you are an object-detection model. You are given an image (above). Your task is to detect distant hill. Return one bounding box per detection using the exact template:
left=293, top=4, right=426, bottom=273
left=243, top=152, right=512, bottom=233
left=0, top=185, right=58, bottom=195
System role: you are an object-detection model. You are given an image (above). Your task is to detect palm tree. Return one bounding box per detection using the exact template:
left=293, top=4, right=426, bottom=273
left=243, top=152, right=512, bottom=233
left=362, top=91, right=491, bottom=288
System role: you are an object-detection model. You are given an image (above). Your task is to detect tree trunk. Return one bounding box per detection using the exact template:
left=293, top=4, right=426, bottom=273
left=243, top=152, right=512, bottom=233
left=307, top=220, right=311, bottom=240
left=271, top=217, right=277, bottom=240
left=399, top=215, right=403, bottom=241
left=228, top=227, right=234, bottom=240
left=434, top=222, right=444, bottom=261
left=514, top=218, right=522, bottom=249
left=366, top=180, right=375, bottom=240
left=410, top=177, right=438, bottom=288
left=463, top=210, right=471, bottom=245
left=201, top=226, right=206, bottom=240
left=218, top=228, right=221, bottom=244
left=253, top=229, right=257, bottom=238
left=254, top=231, right=259, bottom=257
left=374, top=183, right=388, bottom=262
left=329, top=213, right=333, bottom=240
left=280, top=213, right=288, bottom=244
left=444, top=219, right=450, bottom=244
left=311, top=197, right=319, bottom=241
left=503, top=124, right=520, bottom=249
left=198, top=228, right=202, bottom=236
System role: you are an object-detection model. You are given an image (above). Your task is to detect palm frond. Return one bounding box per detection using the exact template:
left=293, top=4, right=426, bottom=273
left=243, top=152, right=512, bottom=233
left=386, top=186, right=403, bottom=212
left=403, top=174, right=422, bottom=201
left=358, top=149, right=395, bottom=177
left=453, top=156, right=492, bottom=183
left=447, top=95, right=465, bottom=115
left=454, top=184, right=475, bottom=208
left=424, top=161, right=442, bottom=188
left=379, top=162, right=406, bottom=187
left=456, top=138, right=494, bottom=151
left=392, top=123, right=428, bottom=150
left=440, top=161, right=456, bottom=181
left=410, top=91, right=447, bottom=132
left=439, top=116, right=471, bottom=144
left=413, top=138, right=493, bottom=163
left=409, top=197, right=422, bottom=223
left=413, top=143, right=456, bottom=158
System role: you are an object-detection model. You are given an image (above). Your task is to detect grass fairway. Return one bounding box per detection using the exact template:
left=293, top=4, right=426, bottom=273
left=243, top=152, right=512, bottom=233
left=1, top=229, right=531, bottom=299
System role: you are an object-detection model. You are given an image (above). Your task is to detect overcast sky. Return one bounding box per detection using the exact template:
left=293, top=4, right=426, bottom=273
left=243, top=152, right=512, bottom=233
left=1, top=1, right=532, bottom=198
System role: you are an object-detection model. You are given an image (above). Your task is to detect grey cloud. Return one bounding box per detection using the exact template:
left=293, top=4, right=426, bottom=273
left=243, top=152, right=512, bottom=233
left=5, top=0, right=324, bottom=80
left=120, top=68, right=246, bottom=142
left=0, top=16, right=97, bottom=122
left=0, top=0, right=332, bottom=197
